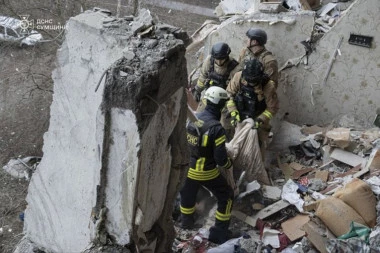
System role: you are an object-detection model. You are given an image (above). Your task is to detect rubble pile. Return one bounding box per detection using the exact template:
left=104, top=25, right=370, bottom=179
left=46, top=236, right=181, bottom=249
left=173, top=118, right=380, bottom=252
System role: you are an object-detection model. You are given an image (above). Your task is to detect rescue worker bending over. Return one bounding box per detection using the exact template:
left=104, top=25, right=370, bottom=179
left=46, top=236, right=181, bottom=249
left=238, top=28, right=279, bottom=88
left=192, top=42, right=238, bottom=102
left=180, top=86, right=234, bottom=244
left=227, top=59, right=279, bottom=158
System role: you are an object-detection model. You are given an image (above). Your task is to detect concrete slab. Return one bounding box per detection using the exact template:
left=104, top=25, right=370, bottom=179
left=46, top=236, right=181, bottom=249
left=24, top=10, right=188, bottom=252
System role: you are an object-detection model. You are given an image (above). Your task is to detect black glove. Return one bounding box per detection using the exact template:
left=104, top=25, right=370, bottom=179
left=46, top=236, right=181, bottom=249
left=192, top=86, right=202, bottom=102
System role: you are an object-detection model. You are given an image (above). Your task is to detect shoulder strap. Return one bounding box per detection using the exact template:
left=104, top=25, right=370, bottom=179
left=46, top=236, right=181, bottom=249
left=209, top=56, right=215, bottom=74
left=226, top=59, right=238, bottom=74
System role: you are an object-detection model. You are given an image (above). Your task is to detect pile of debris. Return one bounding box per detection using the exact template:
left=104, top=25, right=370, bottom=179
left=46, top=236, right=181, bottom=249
left=173, top=117, right=380, bottom=252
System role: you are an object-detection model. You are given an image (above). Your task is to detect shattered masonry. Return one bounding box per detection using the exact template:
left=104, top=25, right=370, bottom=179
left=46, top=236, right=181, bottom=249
left=23, top=9, right=188, bottom=252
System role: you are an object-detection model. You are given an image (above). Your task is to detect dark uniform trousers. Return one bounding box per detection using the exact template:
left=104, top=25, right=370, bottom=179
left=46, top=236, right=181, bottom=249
left=180, top=173, right=234, bottom=223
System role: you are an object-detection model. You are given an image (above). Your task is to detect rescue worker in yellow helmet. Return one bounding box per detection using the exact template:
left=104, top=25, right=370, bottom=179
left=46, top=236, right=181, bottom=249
left=227, top=59, right=279, bottom=158
left=180, top=86, right=234, bottom=244
left=237, top=28, right=279, bottom=88
left=192, top=42, right=239, bottom=102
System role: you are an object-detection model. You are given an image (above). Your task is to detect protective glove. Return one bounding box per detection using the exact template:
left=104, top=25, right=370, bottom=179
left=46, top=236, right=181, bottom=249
left=192, top=85, right=202, bottom=102
left=230, top=110, right=240, bottom=127
left=253, top=118, right=264, bottom=129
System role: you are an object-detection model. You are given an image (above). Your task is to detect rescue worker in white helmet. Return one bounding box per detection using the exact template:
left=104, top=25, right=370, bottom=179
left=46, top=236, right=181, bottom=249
left=237, top=28, right=279, bottom=88
left=180, top=86, right=234, bottom=244
left=192, top=42, right=239, bottom=102
left=227, top=59, right=279, bottom=162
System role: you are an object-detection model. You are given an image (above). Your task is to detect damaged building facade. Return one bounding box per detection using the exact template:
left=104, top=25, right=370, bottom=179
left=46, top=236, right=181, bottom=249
left=203, top=0, right=379, bottom=128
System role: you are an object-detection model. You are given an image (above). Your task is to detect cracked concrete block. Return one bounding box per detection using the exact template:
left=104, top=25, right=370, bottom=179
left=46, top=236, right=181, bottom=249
left=23, top=10, right=188, bottom=253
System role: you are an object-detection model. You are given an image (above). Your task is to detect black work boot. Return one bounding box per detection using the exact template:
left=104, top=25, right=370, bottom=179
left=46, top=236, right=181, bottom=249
left=180, top=213, right=195, bottom=229
left=208, top=220, right=229, bottom=244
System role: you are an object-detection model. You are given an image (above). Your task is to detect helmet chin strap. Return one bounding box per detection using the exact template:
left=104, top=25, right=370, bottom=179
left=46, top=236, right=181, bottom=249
left=215, top=58, right=227, bottom=66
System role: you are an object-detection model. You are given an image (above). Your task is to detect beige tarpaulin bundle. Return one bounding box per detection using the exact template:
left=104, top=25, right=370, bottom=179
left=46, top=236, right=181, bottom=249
left=226, top=118, right=271, bottom=185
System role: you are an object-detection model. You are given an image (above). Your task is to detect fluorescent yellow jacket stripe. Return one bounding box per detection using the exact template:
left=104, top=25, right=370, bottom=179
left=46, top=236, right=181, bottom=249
left=215, top=135, right=226, bottom=146
left=215, top=199, right=233, bottom=221
left=180, top=205, right=195, bottom=215
left=188, top=167, right=220, bottom=181
left=262, top=109, right=273, bottom=119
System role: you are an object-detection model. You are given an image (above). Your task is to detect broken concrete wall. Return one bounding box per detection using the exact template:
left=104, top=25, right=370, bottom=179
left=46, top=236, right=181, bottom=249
left=24, top=10, right=188, bottom=252
left=204, top=0, right=379, bottom=127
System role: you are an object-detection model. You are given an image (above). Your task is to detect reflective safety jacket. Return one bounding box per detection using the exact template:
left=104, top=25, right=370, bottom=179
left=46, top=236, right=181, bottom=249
left=186, top=106, right=232, bottom=181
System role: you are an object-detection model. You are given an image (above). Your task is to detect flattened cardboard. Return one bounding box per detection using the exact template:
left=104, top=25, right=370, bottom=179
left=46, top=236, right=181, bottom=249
left=289, top=162, right=305, bottom=171
left=281, top=215, right=310, bottom=241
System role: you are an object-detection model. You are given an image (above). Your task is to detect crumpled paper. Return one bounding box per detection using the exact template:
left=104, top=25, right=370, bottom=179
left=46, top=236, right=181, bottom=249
left=281, top=179, right=304, bottom=212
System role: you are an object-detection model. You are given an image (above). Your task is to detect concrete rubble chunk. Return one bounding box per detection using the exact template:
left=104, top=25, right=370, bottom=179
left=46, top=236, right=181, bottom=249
left=23, top=10, right=188, bottom=252
left=131, top=8, right=154, bottom=35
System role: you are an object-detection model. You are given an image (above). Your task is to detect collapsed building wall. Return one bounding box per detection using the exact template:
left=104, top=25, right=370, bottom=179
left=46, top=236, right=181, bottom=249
left=203, top=0, right=379, bottom=127
left=23, top=10, right=188, bottom=252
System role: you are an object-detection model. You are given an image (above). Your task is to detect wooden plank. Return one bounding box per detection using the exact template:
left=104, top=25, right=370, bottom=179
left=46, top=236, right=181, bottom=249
left=250, top=200, right=290, bottom=225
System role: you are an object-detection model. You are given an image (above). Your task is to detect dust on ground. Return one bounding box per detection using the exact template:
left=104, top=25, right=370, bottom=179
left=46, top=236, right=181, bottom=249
left=0, top=169, right=28, bottom=253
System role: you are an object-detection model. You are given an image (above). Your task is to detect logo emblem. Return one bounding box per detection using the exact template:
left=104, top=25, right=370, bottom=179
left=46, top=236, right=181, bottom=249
left=19, top=15, right=34, bottom=35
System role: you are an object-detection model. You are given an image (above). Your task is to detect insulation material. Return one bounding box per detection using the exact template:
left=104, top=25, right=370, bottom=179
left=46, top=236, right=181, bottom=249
left=226, top=118, right=270, bottom=185
left=315, top=197, right=366, bottom=237
left=333, top=179, right=377, bottom=227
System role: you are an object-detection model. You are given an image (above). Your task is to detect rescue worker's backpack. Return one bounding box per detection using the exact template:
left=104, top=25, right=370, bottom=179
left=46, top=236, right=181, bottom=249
left=186, top=119, right=221, bottom=158
left=234, top=78, right=269, bottom=120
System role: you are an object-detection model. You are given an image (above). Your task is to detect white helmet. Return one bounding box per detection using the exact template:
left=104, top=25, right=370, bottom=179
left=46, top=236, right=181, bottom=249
left=204, top=86, right=229, bottom=108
